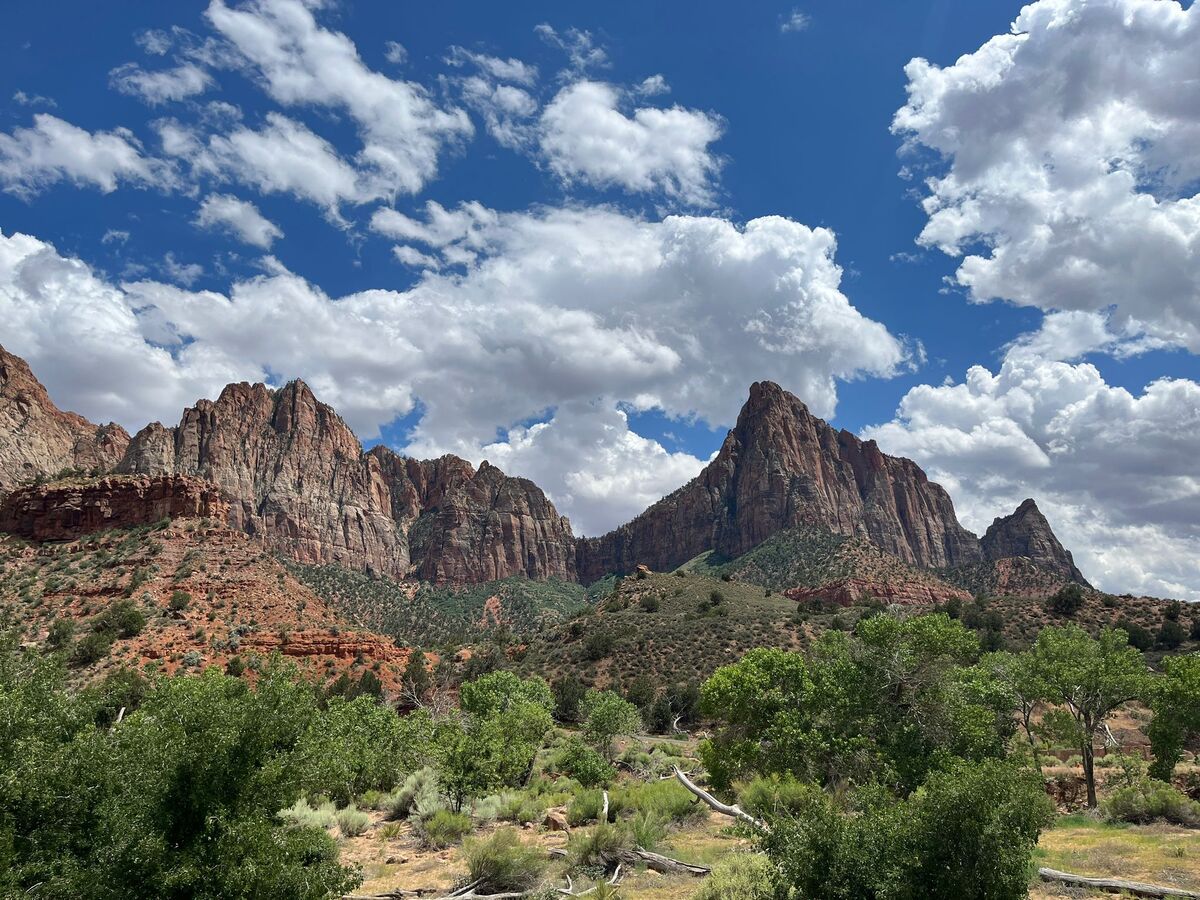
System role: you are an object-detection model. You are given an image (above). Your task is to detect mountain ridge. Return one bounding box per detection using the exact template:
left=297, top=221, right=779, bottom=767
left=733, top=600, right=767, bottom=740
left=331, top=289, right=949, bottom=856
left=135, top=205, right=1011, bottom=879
left=0, top=346, right=1088, bottom=590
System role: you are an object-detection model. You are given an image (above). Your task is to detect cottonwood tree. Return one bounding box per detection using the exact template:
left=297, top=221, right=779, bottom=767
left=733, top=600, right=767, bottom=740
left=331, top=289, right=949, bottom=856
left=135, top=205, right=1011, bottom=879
left=1031, top=625, right=1151, bottom=808
left=580, top=689, right=642, bottom=760
left=983, top=650, right=1048, bottom=774
left=1148, top=653, right=1200, bottom=781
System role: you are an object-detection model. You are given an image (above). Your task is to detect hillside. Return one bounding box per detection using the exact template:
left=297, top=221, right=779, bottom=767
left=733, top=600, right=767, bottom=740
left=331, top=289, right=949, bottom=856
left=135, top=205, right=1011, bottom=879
left=0, top=499, right=413, bottom=693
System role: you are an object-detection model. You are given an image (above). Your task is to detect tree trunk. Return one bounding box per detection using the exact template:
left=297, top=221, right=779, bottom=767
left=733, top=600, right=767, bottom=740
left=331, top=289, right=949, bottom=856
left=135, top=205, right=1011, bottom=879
left=1083, top=742, right=1097, bottom=809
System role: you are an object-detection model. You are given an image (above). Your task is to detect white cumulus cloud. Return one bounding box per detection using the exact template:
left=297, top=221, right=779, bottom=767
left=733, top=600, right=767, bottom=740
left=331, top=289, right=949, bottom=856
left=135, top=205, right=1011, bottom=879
left=894, top=0, right=1200, bottom=352
left=0, top=114, right=172, bottom=197
left=1, top=206, right=904, bottom=534
left=195, top=193, right=283, bottom=247
left=864, top=340, right=1200, bottom=600
left=206, top=0, right=472, bottom=196
left=539, top=81, right=724, bottom=206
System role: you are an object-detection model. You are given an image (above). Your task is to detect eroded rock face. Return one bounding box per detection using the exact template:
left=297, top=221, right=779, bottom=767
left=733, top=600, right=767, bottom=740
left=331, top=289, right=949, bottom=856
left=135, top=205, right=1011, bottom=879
left=578, top=381, right=984, bottom=580
left=0, top=346, right=129, bottom=495
left=413, top=462, right=578, bottom=583
left=0, top=474, right=227, bottom=541
left=119, top=381, right=411, bottom=575
left=115, top=378, right=576, bottom=582
left=981, top=499, right=1091, bottom=587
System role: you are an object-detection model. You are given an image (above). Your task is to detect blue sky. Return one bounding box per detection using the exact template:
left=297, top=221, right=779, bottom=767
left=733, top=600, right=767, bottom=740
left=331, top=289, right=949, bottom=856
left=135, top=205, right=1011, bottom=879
left=1, top=0, right=1198, bottom=597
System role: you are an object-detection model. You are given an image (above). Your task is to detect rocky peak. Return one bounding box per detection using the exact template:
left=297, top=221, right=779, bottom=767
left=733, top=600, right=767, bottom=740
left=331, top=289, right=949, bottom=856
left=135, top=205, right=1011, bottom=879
left=0, top=345, right=129, bottom=495
left=578, top=381, right=983, bottom=581
left=981, top=498, right=1090, bottom=587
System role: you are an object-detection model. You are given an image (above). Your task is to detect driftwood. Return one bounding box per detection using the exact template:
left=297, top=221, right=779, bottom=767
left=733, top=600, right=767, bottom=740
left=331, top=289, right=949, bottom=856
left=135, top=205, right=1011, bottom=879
left=672, top=766, right=767, bottom=831
left=1038, top=867, right=1200, bottom=898
left=547, top=846, right=709, bottom=877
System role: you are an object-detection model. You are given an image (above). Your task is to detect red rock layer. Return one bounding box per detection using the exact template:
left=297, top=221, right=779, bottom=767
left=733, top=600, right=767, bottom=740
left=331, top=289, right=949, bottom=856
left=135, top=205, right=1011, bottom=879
left=0, top=474, right=227, bottom=541
left=786, top=577, right=971, bottom=607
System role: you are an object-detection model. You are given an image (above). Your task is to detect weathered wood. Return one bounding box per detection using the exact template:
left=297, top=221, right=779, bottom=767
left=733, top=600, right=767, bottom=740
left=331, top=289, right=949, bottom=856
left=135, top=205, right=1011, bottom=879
left=615, top=849, right=709, bottom=876
left=1038, top=867, right=1200, bottom=898
left=547, top=846, right=709, bottom=877
left=673, top=765, right=767, bottom=831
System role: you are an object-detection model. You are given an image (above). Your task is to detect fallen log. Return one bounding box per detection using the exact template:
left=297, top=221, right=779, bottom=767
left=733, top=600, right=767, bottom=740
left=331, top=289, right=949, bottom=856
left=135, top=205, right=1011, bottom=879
left=672, top=766, right=767, bottom=831
left=547, top=846, right=710, bottom=877
left=1038, top=867, right=1200, bottom=898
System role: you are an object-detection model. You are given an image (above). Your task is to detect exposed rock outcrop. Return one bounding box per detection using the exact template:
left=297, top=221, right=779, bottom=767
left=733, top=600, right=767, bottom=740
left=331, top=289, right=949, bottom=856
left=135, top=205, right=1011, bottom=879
left=982, top=499, right=1090, bottom=587
left=0, top=349, right=1090, bottom=591
left=786, top=577, right=971, bottom=607
left=412, top=461, right=577, bottom=583
left=0, top=346, right=129, bottom=495
left=578, top=381, right=983, bottom=580
left=114, top=378, right=576, bottom=583
left=0, top=474, right=227, bottom=542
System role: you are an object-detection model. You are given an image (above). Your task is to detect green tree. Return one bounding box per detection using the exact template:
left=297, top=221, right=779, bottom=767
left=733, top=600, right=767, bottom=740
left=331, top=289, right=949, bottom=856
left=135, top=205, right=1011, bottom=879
left=982, top=650, right=1047, bottom=774
left=552, top=675, right=586, bottom=723
left=580, top=689, right=642, bottom=760
left=437, top=673, right=553, bottom=811
left=1031, top=625, right=1151, bottom=807
left=1148, top=653, right=1200, bottom=781
left=699, top=615, right=1012, bottom=793
left=403, top=650, right=431, bottom=701
left=1048, top=582, right=1085, bottom=616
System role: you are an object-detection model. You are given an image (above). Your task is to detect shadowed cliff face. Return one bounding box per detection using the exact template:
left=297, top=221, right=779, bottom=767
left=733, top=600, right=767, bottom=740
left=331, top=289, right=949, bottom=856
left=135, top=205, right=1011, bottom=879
left=577, top=380, right=985, bottom=580
left=0, top=349, right=1089, bottom=588
left=115, top=380, right=577, bottom=582
left=0, top=346, right=129, bottom=495
left=982, top=498, right=1091, bottom=588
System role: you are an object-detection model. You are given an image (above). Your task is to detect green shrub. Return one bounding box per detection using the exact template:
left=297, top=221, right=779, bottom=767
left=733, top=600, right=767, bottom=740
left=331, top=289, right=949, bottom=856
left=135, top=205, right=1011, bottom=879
left=628, top=811, right=666, bottom=851
left=566, top=822, right=633, bottom=868
left=279, top=797, right=337, bottom=830
left=1103, top=779, right=1200, bottom=825
left=46, top=617, right=75, bottom=649
left=71, top=630, right=114, bottom=666
left=555, top=736, right=615, bottom=787
left=694, top=853, right=778, bottom=900
left=388, top=767, right=440, bottom=820
left=92, top=598, right=146, bottom=638
left=737, top=774, right=812, bottom=818
left=568, top=789, right=606, bottom=826
left=611, top=779, right=703, bottom=825
left=464, top=827, right=547, bottom=891
left=1049, top=583, right=1084, bottom=616
left=169, top=590, right=191, bottom=612
left=336, top=805, right=370, bottom=837
left=418, top=809, right=473, bottom=849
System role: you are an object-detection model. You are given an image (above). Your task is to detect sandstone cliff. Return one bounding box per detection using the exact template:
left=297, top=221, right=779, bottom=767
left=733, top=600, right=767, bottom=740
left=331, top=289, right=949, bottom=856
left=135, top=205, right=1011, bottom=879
left=577, top=381, right=983, bottom=580
left=0, top=346, right=129, bottom=495
left=115, top=378, right=576, bottom=582
left=981, top=498, right=1090, bottom=587
left=0, top=474, right=227, bottom=542
left=0, top=350, right=1091, bottom=591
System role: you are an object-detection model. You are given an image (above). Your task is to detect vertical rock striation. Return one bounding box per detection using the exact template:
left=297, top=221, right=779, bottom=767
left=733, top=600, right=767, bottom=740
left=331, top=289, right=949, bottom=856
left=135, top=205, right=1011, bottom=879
left=981, top=498, right=1090, bottom=587
left=578, top=381, right=983, bottom=580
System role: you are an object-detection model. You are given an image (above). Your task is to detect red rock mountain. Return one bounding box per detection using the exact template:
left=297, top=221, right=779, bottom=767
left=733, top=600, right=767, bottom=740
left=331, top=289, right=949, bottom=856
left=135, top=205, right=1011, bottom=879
left=0, top=349, right=1088, bottom=588
left=0, top=346, right=129, bottom=493
left=577, top=381, right=985, bottom=580
left=981, top=498, right=1091, bottom=588
left=115, top=379, right=575, bottom=582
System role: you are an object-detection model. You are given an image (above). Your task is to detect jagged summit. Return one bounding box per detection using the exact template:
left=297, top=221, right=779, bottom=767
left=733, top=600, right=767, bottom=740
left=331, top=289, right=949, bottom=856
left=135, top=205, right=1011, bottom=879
left=0, top=351, right=1089, bottom=589
left=982, top=498, right=1090, bottom=587
left=577, top=379, right=984, bottom=580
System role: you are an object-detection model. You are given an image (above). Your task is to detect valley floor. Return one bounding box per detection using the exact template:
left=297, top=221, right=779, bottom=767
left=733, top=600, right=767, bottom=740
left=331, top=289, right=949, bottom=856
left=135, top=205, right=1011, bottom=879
left=334, top=805, right=1200, bottom=899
